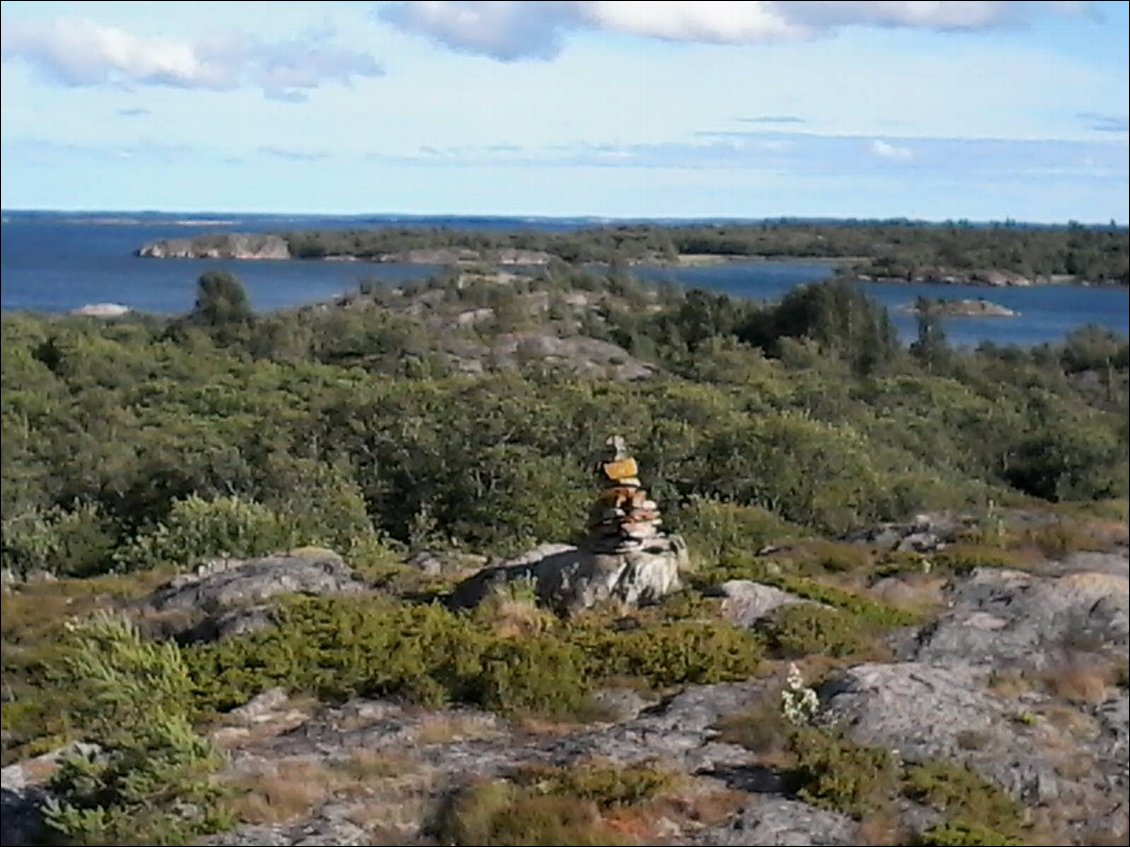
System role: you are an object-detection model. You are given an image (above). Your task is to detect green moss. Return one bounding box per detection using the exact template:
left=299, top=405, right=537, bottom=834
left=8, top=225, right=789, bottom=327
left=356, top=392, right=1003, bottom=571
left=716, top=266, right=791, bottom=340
left=931, top=544, right=1030, bottom=574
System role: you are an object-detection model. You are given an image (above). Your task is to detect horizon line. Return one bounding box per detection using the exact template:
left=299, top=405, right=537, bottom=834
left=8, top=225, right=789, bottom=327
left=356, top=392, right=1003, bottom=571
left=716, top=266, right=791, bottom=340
left=3, top=207, right=1127, bottom=230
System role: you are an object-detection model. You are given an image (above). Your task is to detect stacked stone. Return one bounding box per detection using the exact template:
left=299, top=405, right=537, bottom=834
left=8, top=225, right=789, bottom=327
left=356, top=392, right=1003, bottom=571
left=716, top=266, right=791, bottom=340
left=588, top=435, right=664, bottom=553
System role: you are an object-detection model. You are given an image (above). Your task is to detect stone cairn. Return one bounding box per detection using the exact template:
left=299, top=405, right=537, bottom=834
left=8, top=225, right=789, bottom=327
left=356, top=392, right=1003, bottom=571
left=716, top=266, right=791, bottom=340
left=588, top=435, right=665, bottom=554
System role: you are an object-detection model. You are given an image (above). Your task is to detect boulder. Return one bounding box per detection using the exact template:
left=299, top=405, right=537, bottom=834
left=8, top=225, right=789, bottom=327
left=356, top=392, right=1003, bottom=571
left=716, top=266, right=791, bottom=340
left=143, top=549, right=366, bottom=616
left=138, top=549, right=366, bottom=641
left=710, top=580, right=813, bottom=628
left=403, top=549, right=489, bottom=577
left=448, top=536, right=687, bottom=614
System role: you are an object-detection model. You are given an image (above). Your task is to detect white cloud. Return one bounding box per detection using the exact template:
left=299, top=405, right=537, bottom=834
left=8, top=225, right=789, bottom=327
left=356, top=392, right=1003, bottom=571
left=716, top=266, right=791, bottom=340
left=0, top=18, right=383, bottom=100
left=378, top=1, right=1091, bottom=60
left=870, top=139, right=914, bottom=160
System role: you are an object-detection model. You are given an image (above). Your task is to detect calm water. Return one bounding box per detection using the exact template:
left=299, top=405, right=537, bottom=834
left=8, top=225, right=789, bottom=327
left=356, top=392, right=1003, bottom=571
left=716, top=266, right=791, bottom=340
left=2, top=212, right=1126, bottom=348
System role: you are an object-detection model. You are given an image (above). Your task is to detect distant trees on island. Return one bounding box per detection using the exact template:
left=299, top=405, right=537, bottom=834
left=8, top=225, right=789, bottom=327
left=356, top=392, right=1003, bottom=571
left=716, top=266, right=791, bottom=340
left=279, top=220, right=1129, bottom=284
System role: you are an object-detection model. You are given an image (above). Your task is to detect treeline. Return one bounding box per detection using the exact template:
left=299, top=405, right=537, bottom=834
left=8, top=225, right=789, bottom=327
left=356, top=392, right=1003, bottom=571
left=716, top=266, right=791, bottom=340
left=281, top=220, right=1130, bottom=283
left=2, top=269, right=1126, bottom=581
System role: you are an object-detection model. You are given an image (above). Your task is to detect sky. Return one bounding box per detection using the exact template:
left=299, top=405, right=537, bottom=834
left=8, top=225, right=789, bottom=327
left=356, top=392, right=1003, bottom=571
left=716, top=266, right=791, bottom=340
left=1, top=1, right=1127, bottom=222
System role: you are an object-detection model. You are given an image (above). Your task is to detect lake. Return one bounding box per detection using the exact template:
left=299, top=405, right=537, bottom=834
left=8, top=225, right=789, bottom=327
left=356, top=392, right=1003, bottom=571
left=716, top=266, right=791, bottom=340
left=2, top=211, right=1126, bottom=348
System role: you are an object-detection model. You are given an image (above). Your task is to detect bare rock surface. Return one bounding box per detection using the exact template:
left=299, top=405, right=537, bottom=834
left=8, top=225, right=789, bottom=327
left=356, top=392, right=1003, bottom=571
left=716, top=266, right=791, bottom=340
left=145, top=549, right=366, bottom=615
left=138, top=549, right=367, bottom=642
left=914, top=566, right=1129, bottom=669
left=689, top=797, right=858, bottom=846
left=711, top=580, right=813, bottom=628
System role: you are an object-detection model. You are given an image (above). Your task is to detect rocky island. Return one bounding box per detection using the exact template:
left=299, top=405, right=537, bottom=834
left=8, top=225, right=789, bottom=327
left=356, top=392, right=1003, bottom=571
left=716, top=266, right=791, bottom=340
left=906, top=297, right=1020, bottom=318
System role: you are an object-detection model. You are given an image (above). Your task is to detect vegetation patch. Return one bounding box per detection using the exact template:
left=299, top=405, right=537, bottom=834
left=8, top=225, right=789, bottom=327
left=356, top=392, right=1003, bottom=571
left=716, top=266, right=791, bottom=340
left=785, top=727, right=900, bottom=819
left=758, top=604, right=890, bottom=661
left=902, top=759, right=1027, bottom=844
left=41, top=614, right=232, bottom=846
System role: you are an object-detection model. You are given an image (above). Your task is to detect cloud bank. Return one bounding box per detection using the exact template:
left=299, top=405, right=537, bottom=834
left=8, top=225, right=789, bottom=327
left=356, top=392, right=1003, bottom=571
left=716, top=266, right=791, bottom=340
left=378, top=1, right=1091, bottom=61
left=0, top=18, right=383, bottom=100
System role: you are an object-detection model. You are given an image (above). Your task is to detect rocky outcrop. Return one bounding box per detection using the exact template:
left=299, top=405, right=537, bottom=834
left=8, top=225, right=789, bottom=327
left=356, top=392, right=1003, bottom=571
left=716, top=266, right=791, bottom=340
left=138, top=233, right=290, bottom=260
left=138, top=548, right=366, bottom=642
left=690, top=798, right=858, bottom=846
left=821, top=661, right=1128, bottom=834
left=449, top=437, right=686, bottom=614
left=913, top=566, right=1129, bottom=670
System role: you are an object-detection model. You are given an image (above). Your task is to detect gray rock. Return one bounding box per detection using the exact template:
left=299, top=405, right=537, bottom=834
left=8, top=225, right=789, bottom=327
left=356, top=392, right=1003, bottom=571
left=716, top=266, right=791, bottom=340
left=403, top=549, right=488, bottom=577
left=143, top=549, right=366, bottom=616
left=690, top=797, right=857, bottom=845
left=138, top=233, right=290, bottom=260
left=711, top=580, right=811, bottom=628
left=449, top=536, right=686, bottom=614
left=1, top=742, right=101, bottom=847
left=820, top=661, right=1127, bottom=828
left=915, top=568, right=1129, bottom=669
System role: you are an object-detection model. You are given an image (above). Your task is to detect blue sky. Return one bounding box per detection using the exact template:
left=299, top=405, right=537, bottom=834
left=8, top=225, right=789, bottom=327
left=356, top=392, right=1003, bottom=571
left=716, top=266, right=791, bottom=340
left=1, top=0, right=1127, bottom=222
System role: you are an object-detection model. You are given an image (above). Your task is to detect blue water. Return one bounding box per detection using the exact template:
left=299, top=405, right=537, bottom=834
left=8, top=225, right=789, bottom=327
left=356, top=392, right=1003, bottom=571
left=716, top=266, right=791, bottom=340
left=2, top=211, right=1126, bottom=348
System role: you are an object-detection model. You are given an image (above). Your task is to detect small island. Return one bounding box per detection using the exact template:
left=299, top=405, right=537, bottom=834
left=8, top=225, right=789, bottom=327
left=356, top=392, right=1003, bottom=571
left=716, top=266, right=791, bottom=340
left=905, top=297, right=1019, bottom=318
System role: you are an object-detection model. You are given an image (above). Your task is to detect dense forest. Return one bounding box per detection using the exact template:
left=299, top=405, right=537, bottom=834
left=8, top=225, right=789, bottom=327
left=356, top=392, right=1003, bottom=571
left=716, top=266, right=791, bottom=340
left=3, top=267, right=1127, bottom=581
left=277, top=220, right=1130, bottom=283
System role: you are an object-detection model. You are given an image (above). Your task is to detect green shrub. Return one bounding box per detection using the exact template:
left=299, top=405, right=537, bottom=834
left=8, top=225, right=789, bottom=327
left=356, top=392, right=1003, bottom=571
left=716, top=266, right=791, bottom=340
left=903, top=759, right=1027, bottom=844
left=114, top=494, right=299, bottom=571
left=786, top=727, right=899, bottom=819
left=513, top=759, right=678, bottom=810
left=185, top=596, right=488, bottom=713
left=472, top=636, right=591, bottom=717
left=674, top=496, right=796, bottom=566
left=572, top=619, right=763, bottom=689
left=759, top=604, right=888, bottom=661
left=1, top=502, right=117, bottom=578
left=438, top=779, right=631, bottom=847
left=916, top=821, right=1026, bottom=846
left=42, top=614, right=231, bottom=845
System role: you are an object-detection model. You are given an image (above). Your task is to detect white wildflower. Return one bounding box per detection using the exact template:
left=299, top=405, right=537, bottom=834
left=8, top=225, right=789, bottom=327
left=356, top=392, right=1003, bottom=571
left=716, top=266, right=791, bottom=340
left=780, top=661, right=819, bottom=726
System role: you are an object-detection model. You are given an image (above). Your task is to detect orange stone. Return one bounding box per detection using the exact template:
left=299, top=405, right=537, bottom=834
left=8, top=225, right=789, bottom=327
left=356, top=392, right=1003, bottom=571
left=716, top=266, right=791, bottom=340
left=601, top=458, right=639, bottom=483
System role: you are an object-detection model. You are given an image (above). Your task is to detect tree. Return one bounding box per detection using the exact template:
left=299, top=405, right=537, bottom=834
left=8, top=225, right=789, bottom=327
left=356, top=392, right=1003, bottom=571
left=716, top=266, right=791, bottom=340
left=910, top=297, right=950, bottom=372
left=191, top=270, right=252, bottom=327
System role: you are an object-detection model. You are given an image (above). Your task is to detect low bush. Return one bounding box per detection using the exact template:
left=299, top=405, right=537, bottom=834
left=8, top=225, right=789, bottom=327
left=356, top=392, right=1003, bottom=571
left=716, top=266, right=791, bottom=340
left=512, top=759, right=679, bottom=810
left=903, top=759, right=1027, bottom=845
left=42, top=613, right=232, bottom=846
left=114, top=495, right=299, bottom=572
left=438, top=779, right=632, bottom=847
left=571, top=619, right=763, bottom=689
left=786, top=727, right=899, bottom=819
left=758, top=604, right=888, bottom=661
